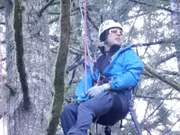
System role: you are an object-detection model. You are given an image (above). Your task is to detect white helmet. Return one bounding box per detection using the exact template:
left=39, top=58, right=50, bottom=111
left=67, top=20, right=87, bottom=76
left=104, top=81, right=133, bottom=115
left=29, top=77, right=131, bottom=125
left=98, top=20, right=123, bottom=42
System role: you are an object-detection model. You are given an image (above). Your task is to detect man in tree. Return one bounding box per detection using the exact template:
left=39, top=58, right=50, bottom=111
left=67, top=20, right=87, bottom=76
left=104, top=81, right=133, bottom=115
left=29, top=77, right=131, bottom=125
left=60, top=20, right=144, bottom=135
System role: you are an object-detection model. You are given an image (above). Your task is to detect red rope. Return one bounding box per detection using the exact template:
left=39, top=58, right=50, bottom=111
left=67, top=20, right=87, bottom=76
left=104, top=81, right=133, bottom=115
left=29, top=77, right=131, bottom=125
left=0, top=34, right=5, bottom=135
left=83, top=0, right=88, bottom=92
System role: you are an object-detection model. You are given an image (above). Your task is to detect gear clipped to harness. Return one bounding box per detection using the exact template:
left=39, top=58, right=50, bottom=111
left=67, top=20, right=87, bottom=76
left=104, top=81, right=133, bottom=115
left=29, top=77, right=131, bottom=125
left=104, top=126, right=111, bottom=135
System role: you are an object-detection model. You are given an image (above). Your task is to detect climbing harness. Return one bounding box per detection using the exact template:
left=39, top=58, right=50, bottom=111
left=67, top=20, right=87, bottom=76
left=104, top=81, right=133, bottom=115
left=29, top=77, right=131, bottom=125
left=90, top=89, right=142, bottom=135
left=104, top=126, right=111, bottom=135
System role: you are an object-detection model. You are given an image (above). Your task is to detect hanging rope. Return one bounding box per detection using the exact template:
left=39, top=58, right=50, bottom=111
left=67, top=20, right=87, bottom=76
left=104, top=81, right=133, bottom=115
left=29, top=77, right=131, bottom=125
left=80, top=0, right=95, bottom=61
left=82, top=0, right=88, bottom=92
left=86, top=17, right=96, bottom=61
left=0, top=31, right=5, bottom=135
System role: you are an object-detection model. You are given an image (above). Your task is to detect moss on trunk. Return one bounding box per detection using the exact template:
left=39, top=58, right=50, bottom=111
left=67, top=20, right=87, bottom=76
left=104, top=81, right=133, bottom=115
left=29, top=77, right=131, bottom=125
left=47, top=0, right=71, bottom=134
left=14, top=0, right=30, bottom=110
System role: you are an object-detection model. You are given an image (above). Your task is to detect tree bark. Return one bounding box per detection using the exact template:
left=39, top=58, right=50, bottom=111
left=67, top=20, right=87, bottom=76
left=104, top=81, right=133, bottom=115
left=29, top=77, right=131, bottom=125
left=47, top=0, right=71, bottom=134
left=4, top=0, right=52, bottom=134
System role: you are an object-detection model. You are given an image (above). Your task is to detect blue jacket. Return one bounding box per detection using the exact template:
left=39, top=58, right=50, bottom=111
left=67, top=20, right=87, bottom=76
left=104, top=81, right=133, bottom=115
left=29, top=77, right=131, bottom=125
left=75, top=45, right=144, bottom=102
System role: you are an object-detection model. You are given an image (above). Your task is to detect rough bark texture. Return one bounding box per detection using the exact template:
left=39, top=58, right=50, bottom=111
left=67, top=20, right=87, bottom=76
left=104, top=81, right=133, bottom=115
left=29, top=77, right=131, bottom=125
left=47, top=0, right=71, bottom=135
left=4, top=0, right=52, bottom=135
left=170, top=0, right=180, bottom=72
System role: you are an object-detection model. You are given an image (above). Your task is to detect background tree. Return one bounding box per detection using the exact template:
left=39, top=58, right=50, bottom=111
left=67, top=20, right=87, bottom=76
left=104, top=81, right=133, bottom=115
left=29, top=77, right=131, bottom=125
left=0, top=0, right=180, bottom=135
left=4, top=0, right=53, bottom=135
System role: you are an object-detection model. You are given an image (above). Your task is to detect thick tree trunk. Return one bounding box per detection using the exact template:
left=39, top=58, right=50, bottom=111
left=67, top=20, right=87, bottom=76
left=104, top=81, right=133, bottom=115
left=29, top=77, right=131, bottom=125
left=4, top=0, right=52, bottom=135
left=170, top=0, right=180, bottom=72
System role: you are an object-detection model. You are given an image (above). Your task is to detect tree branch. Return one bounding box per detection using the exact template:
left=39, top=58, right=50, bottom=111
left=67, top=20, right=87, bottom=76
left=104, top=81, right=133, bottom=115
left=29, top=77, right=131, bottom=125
left=69, top=45, right=84, bottom=54
left=87, top=11, right=98, bottom=31
left=5, top=83, right=16, bottom=96
left=47, top=0, right=71, bottom=134
left=48, top=12, right=60, bottom=15
left=154, top=52, right=177, bottom=66
left=141, top=101, right=164, bottom=124
left=0, top=22, right=5, bottom=25
left=38, top=0, right=56, bottom=17
left=129, top=0, right=178, bottom=14
left=136, top=95, right=180, bottom=100
left=159, top=70, right=180, bottom=76
left=132, top=40, right=171, bottom=47
left=0, top=5, right=4, bottom=10
left=162, top=117, right=180, bottom=134
left=49, top=16, right=59, bottom=24
left=144, top=63, right=180, bottom=92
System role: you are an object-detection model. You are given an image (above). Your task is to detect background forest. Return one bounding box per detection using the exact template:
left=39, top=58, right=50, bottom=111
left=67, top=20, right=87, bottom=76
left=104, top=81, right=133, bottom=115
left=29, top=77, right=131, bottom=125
left=0, top=0, right=180, bottom=135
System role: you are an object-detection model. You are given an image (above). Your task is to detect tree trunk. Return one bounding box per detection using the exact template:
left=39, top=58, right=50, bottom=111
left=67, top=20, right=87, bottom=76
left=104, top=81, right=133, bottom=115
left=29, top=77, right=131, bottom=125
left=170, top=0, right=180, bottom=72
left=47, top=0, right=71, bottom=134
left=4, top=0, right=52, bottom=135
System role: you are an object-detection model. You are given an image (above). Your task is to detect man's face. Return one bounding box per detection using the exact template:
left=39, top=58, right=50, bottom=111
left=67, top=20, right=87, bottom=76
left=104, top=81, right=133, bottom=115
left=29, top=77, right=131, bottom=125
left=106, top=28, right=122, bottom=46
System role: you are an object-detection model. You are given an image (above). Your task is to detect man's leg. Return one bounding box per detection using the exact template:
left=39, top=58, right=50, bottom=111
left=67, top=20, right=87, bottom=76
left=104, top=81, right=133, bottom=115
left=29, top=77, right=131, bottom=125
left=60, top=102, right=79, bottom=135
left=67, top=92, right=114, bottom=135
left=96, top=92, right=129, bottom=126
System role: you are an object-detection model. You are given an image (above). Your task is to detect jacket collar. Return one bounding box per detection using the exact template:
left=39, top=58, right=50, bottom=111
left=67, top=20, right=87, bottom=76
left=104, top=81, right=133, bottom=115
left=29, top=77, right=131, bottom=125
left=98, top=44, right=120, bottom=56
left=110, top=44, right=132, bottom=61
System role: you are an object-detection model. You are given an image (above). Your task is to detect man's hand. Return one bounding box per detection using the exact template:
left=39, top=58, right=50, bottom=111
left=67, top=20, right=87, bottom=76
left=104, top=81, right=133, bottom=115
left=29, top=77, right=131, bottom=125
left=76, top=93, right=89, bottom=104
left=87, top=83, right=111, bottom=98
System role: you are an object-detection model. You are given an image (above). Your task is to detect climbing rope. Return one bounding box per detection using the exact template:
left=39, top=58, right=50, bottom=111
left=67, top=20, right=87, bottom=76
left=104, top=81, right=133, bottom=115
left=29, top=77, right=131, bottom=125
left=82, top=0, right=88, bottom=91
left=0, top=31, right=5, bottom=135
left=80, top=0, right=95, bottom=61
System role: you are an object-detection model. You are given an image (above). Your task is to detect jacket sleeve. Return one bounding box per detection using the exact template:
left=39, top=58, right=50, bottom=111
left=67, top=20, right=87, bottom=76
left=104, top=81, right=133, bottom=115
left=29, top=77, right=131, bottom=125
left=74, top=61, right=97, bottom=102
left=109, top=49, right=144, bottom=90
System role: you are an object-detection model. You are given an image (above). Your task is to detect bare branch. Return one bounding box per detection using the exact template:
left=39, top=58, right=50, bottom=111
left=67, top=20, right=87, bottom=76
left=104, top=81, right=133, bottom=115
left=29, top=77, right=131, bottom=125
left=69, top=45, right=84, bottom=54
left=48, top=12, right=60, bottom=15
left=0, top=5, right=4, bottom=10
left=0, top=22, right=5, bottom=25
left=144, top=63, right=180, bottom=92
left=129, top=0, right=178, bottom=14
left=5, top=83, right=16, bottom=96
left=87, top=11, right=98, bottom=31
left=132, top=40, right=171, bottom=47
left=50, top=1, right=60, bottom=5
left=136, top=95, right=180, bottom=100
left=38, top=0, right=56, bottom=17
left=141, top=101, right=164, bottom=124
left=154, top=52, right=177, bottom=66
left=159, top=70, right=180, bottom=76
left=49, top=16, right=59, bottom=24
left=163, top=117, right=180, bottom=134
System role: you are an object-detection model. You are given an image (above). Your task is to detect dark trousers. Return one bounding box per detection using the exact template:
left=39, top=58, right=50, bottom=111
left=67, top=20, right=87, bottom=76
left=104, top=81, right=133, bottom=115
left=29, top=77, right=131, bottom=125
left=60, top=91, right=129, bottom=135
